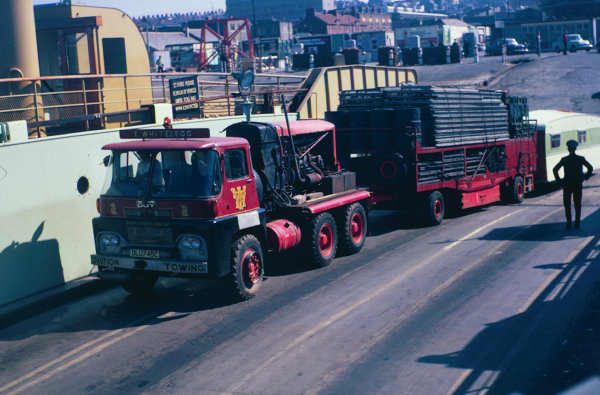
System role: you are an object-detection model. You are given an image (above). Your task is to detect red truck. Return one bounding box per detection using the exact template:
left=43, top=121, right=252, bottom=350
left=326, top=86, right=537, bottom=224
left=91, top=121, right=370, bottom=299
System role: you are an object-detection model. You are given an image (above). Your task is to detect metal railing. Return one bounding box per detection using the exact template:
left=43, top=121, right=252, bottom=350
left=0, top=71, right=307, bottom=136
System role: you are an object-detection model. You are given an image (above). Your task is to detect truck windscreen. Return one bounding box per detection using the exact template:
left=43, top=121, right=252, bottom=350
left=102, top=149, right=222, bottom=198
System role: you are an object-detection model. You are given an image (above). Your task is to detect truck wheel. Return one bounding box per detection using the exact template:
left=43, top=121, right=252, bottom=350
left=122, top=273, right=158, bottom=295
left=230, top=234, right=264, bottom=300
left=309, top=212, right=338, bottom=267
left=424, top=191, right=445, bottom=225
left=338, top=203, right=367, bottom=255
left=501, top=176, right=524, bottom=203
left=512, top=176, right=525, bottom=203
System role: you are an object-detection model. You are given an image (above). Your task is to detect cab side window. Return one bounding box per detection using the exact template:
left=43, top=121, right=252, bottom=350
left=224, top=149, right=249, bottom=180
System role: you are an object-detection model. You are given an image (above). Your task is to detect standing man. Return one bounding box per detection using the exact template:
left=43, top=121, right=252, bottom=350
left=553, top=140, right=593, bottom=229
left=563, top=32, right=568, bottom=55
left=536, top=31, right=542, bottom=56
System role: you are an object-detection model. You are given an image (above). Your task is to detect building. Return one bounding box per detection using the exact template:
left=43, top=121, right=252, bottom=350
left=253, top=20, right=294, bottom=57
left=145, top=31, right=203, bottom=71
left=540, top=0, right=600, bottom=20
left=395, top=18, right=472, bottom=47
left=387, top=5, right=448, bottom=29
left=352, top=30, right=395, bottom=60
left=226, top=0, right=335, bottom=21
left=297, top=8, right=392, bottom=35
left=520, top=18, right=599, bottom=49
left=297, top=9, right=362, bottom=34
left=352, top=6, right=393, bottom=31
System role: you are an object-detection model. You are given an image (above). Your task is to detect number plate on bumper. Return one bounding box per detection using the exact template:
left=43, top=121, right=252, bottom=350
left=91, top=255, right=208, bottom=274
left=130, top=249, right=160, bottom=259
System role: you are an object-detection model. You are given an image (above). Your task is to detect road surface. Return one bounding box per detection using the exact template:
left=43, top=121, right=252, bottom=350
left=2, top=52, right=600, bottom=395
left=493, top=51, right=600, bottom=115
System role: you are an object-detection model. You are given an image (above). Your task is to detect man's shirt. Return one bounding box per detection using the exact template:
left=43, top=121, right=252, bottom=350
left=554, top=154, right=593, bottom=187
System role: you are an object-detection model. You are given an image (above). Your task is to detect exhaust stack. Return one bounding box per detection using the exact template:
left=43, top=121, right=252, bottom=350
left=0, top=0, right=42, bottom=133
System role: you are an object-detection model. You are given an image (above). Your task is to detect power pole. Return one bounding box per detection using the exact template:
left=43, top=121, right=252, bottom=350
left=251, top=0, right=261, bottom=72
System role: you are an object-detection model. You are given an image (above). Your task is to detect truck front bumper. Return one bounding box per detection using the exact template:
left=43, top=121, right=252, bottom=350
left=91, top=254, right=208, bottom=276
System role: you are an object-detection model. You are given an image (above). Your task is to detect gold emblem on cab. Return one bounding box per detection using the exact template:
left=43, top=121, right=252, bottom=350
left=231, top=186, right=247, bottom=211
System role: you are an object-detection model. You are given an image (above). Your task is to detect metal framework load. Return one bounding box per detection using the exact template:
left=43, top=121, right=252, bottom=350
left=337, top=86, right=511, bottom=148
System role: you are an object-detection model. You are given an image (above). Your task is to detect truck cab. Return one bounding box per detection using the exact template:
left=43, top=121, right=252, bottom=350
left=92, top=129, right=267, bottom=297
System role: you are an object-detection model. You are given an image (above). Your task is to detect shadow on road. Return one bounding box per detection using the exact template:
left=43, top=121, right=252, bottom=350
left=478, top=208, right=600, bottom=242
left=417, top=220, right=600, bottom=394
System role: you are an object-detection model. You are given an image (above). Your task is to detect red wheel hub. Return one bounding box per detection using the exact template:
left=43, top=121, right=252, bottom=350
left=517, top=183, right=524, bottom=197
left=319, top=223, right=334, bottom=257
left=434, top=199, right=443, bottom=218
left=242, top=249, right=261, bottom=288
left=350, top=212, right=364, bottom=244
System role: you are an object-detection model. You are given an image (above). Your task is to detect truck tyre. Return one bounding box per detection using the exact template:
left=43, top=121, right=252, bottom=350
left=338, top=203, right=367, bottom=255
left=424, top=191, right=445, bottom=225
left=503, top=176, right=525, bottom=204
left=229, top=234, right=264, bottom=300
left=309, top=212, right=338, bottom=267
left=512, top=176, right=525, bottom=203
left=122, top=273, right=158, bottom=295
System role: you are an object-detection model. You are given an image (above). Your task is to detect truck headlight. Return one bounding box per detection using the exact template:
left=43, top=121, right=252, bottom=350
left=97, top=232, right=121, bottom=255
left=178, top=235, right=207, bottom=261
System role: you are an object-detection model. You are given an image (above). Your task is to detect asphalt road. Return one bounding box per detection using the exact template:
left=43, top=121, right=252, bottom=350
left=2, top=177, right=599, bottom=395
left=493, top=51, right=600, bottom=115
left=2, top=55, right=600, bottom=395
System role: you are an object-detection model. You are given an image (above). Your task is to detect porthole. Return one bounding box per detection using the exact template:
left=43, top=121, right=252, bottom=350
left=77, top=176, right=90, bottom=195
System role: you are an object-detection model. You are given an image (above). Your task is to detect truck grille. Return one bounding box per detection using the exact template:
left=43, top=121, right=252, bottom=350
left=127, top=226, right=174, bottom=245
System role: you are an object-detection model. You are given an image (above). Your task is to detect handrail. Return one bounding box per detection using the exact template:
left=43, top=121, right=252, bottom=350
left=0, top=71, right=307, bottom=84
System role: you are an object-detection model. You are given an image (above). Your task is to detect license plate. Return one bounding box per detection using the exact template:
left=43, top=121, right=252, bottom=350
left=130, top=249, right=160, bottom=259
left=92, top=255, right=119, bottom=267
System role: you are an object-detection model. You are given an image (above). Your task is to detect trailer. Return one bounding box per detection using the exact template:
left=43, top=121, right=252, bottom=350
left=326, top=86, right=537, bottom=224
left=531, top=110, right=600, bottom=183
left=90, top=120, right=370, bottom=299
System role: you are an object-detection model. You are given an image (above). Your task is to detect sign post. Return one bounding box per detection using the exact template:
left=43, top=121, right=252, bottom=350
left=169, top=76, right=202, bottom=118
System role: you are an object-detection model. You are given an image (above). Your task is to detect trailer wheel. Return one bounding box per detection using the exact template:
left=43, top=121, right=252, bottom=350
left=424, top=191, right=445, bottom=225
left=229, top=234, right=264, bottom=300
left=503, top=176, right=525, bottom=204
left=122, top=273, right=158, bottom=295
left=513, top=176, right=525, bottom=203
left=339, top=203, right=367, bottom=255
left=309, top=213, right=338, bottom=267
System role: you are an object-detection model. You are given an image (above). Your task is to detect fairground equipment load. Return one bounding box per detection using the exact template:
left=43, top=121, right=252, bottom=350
left=334, top=85, right=524, bottom=148
left=326, top=85, right=537, bottom=225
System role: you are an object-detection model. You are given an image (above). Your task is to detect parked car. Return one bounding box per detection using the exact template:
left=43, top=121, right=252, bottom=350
left=553, top=34, right=594, bottom=52
left=487, top=38, right=528, bottom=56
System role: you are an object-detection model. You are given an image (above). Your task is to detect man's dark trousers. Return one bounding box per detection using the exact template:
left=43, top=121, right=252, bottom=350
left=563, top=183, right=583, bottom=225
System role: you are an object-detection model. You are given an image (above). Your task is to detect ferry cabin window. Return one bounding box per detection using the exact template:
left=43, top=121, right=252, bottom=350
left=103, top=38, right=127, bottom=74
left=578, top=130, right=587, bottom=144
left=551, top=134, right=561, bottom=149
left=224, top=149, right=249, bottom=180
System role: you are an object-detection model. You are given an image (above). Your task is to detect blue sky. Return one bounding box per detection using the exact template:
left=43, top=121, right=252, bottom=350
left=32, top=0, right=226, bottom=16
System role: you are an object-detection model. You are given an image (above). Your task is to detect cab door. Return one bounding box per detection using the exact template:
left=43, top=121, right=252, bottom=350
left=218, top=147, right=260, bottom=217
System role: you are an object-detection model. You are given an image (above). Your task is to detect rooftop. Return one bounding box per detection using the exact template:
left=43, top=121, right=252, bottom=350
left=144, top=31, right=200, bottom=51
left=103, top=137, right=249, bottom=151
